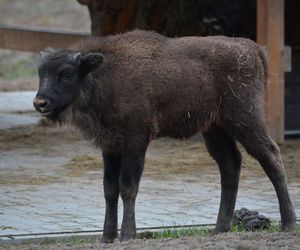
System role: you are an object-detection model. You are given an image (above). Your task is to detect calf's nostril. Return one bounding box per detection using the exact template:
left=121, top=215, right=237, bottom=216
left=39, top=100, right=48, bottom=108
left=33, top=97, right=49, bottom=109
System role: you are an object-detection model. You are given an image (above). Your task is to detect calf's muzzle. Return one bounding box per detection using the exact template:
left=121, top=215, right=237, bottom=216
left=33, top=96, right=51, bottom=114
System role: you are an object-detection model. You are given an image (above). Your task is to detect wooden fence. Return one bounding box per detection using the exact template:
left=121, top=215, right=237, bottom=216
left=0, top=24, right=89, bottom=52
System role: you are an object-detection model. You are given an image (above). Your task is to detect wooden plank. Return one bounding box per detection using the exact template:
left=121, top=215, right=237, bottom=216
left=260, top=46, right=291, bottom=72
left=257, top=0, right=269, bottom=129
left=114, top=0, right=136, bottom=34
left=256, top=0, right=285, bottom=143
left=266, top=0, right=285, bottom=143
left=0, top=24, right=90, bottom=52
left=257, top=0, right=268, bottom=45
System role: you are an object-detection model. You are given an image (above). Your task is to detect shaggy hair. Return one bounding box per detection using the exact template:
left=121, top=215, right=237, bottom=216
left=49, top=30, right=267, bottom=154
left=35, top=30, right=296, bottom=242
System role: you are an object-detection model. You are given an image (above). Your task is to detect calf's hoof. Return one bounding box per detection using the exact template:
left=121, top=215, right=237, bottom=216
left=281, top=220, right=296, bottom=231
left=101, top=237, right=115, bottom=244
left=101, top=234, right=117, bottom=244
left=120, top=233, right=135, bottom=242
left=213, top=224, right=231, bottom=235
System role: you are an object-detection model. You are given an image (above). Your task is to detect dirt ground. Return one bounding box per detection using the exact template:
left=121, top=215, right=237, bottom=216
left=1, top=120, right=300, bottom=184
left=0, top=121, right=299, bottom=249
left=1, top=232, right=299, bottom=250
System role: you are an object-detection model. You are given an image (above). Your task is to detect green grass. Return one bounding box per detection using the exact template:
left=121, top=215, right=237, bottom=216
left=0, top=60, right=37, bottom=80
left=138, top=223, right=300, bottom=240
left=138, top=224, right=213, bottom=240
left=152, top=226, right=212, bottom=239
left=232, top=223, right=300, bottom=233
left=62, top=236, right=98, bottom=246
left=231, top=224, right=278, bottom=233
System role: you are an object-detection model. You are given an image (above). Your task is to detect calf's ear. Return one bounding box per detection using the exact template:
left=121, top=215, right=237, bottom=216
left=80, top=52, right=104, bottom=75
left=40, top=47, right=56, bottom=59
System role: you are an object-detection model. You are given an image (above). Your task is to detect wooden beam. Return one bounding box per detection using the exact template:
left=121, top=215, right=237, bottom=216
left=257, top=0, right=269, bottom=131
left=0, top=24, right=89, bottom=52
left=266, top=0, right=285, bottom=143
left=257, top=0, right=268, bottom=45
left=256, top=0, right=285, bottom=143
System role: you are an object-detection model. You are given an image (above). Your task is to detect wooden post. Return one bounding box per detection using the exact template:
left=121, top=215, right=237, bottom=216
left=267, top=0, right=285, bottom=143
left=77, top=0, right=130, bottom=36
left=257, top=0, right=269, bottom=127
left=257, top=0, right=268, bottom=45
left=257, top=0, right=285, bottom=143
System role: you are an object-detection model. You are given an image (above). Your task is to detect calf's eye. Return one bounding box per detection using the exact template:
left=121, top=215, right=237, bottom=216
left=61, top=74, right=72, bottom=81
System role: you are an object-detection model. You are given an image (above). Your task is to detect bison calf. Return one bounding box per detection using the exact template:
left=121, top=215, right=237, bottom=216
left=33, top=30, right=296, bottom=242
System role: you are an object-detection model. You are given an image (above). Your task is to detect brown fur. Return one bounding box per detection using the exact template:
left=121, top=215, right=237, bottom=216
left=65, top=30, right=266, bottom=153
left=35, top=30, right=296, bottom=242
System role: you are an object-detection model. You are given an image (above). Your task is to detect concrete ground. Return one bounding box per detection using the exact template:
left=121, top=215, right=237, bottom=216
left=0, top=91, right=39, bottom=129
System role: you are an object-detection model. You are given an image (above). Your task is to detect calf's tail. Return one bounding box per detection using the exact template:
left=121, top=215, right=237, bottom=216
left=258, top=46, right=268, bottom=88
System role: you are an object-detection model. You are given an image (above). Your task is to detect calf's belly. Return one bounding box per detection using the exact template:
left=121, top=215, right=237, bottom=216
left=158, top=112, right=216, bottom=139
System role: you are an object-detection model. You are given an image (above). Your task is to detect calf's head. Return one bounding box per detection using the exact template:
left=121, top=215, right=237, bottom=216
left=34, top=48, right=103, bottom=119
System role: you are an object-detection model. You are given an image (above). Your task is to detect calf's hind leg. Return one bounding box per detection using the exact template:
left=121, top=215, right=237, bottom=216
left=203, top=125, right=242, bottom=233
left=233, top=120, right=296, bottom=230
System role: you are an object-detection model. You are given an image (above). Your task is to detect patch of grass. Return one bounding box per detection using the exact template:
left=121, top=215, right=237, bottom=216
left=139, top=225, right=213, bottom=240
left=231, top=224, right=276, bottom=233
left=0, top=60, right=37, bottom=80
left=153, top=226, right=212, bottom=239
left=232, top=223, right=300, bottom=233
left=62, top=236, right=97, bottom=246
left=139, top=223, right=300, bottom=240
left=0, top=175, right=60, bottom=186
left=17, top=235, right=100, bottom=248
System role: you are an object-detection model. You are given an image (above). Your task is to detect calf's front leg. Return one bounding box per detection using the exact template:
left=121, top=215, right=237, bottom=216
left=119, top=149, right=146, bottom=241
left=101, top=153, right=121, bottom=243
